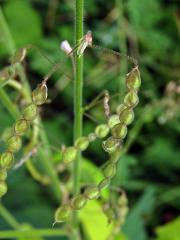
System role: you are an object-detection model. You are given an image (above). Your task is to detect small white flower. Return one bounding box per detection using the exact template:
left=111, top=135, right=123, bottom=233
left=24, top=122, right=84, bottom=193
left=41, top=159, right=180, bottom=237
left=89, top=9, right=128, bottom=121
left=60, top=40, right=72, bottom=54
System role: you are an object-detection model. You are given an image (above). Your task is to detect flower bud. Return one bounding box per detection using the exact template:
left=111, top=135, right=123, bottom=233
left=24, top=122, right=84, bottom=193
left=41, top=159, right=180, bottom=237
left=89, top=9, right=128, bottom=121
left=98, top=178, right=110, bottom=191
left=22, top=103, right=37, bottom=121
left=0, top=169, right=7, bottom=181
left=111, top=123, right=127, bottom=139
left=7, top=135, right=22, bottom=153
left=32, top=83, right=48, bottom=105
left=71, top=194, right=87, bottom=210
left=103, top=162, right=116, bottom=178
left=14, top=119, right=29, bottom=135
left=84, top=185, right=100, bottom=200
left=126, top=66, right=141, bottom=91
left=116, top=104, right=127, bottom=115
left=0, top=181, right=8, bottom=197
left=54, top=205, right=71, bottom=223
left=102, top=137, right=119, bottom=153
left=75, top=137, right=89, bottom=151
left=0, top=152, right=14, bottom=168
left=95, top=124, right=109, bottom=138
left=62, top=147, right=77, bottom=164
left=124, top=91, right=139, bottom=108
left=11, top=48, right=27, bottom=64
left=119, top=108, right=134, bottom=125
left=108, top=115, right=120, bottom=129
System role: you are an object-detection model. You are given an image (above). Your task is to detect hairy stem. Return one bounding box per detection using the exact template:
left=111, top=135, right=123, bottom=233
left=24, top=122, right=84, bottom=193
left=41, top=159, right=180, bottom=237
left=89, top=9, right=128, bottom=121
left=72, top=0, right=84, bottom=233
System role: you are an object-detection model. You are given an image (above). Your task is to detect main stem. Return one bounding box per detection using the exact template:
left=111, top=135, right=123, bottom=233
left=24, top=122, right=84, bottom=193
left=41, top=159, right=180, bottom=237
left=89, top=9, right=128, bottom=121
left=73, top=0, right=84, bottom=228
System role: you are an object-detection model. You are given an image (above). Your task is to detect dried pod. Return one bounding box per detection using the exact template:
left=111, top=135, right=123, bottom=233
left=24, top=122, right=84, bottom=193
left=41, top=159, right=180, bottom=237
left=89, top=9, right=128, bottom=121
left=103, top=162, right=116, bottom=178
left=75, top=137, right=89, bottom=151
left=126, top=66, right=141, bottom=91
left=124, top=91, right=139, bottom=108
left=103, top=206, right=116, bottom=224
left=32, top=83, right=48, bottom=105
left=14, top=119, right=29, bottom=135
left=95, top=124, right=109, bottom=138
left=84, top=185, right=100, bottom=200
left=62, top=147, right=77, bottom=164
left=54, top=205, right=71, bottom=223
left=71, top=194, right=87, bottom=210
left=102, top=137, right=119, bottom=153
left=0, top=169, right=7, bottom=181
left=111, top=123, right=127, bottom=139
left=0, top=152, right=14, bottom=168
left=22, top=103, right=37, bottom=121
left=108, top=115, right=120, bottom=129
left=11, top=47, right=27, bottom=64
left=0, top=181, right=8, bottom=197
left=119, top=108, right=134, bottom=125
left=7, top=135, right=22, bottom=153
left=116, top=104, right=127, bottom=115
left=118, top=193, right=128, bottom=207
left=1, top=127, right=13, bottom=142
left=98, top=178, right=110, bottom=191
left=120, top=206, right=129, bottom=217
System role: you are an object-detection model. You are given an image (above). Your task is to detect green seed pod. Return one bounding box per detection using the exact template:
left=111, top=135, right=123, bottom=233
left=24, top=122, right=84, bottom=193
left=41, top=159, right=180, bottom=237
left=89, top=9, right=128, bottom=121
left=124, top=91, right=139, bottom=108
left=116, top=104, right=127, bottom=115
left=22, top=103, right=37, bottom=121
left=62, top=146, right=77, bottom=164
left=111, top=123, right=127, bottom=139
left=103, top=162, right=116, bottom=178
left=7, top=135, right=22, bottom=153
left=0, top=169, right=7, bottom=181
left=119, top=108, right=134, bottom=125
left=98, top=178, right=110, bottom=191
left=32, top=83, right=48, bottom=105
left=88, top=133, right=97, bottom=142
left=54, top=205, right=71, bottom=223
left=0, top=152, right=14, bottom=168
left=1, top=127, right=13, bottom=142
left=71, top=194, right=87, bottom=210
left=11, top=47, right=27, bottom=64
left=14, top=119, right=29, bottom=135
left=84, top=185, right=100, bottom=200
left=102, top=137, right=119, bottom=153
left=95, top=124, right=109, bottom=138
left=75, top=137, right=89, bottom=151
left=108, top=115, right=120, bottom=129
left=0, top=181, right=8, bottom=197
left=126, top=66, right=141, bottom=91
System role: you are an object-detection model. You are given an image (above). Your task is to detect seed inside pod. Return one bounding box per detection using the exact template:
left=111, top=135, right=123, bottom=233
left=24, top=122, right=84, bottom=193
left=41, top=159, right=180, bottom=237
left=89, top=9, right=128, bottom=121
left=54, top=205, right=71, bottom=223
left=14, top=119, right=29, bottom=135
left=126, top=66, right=141, bottom=91
left=108, top=114, right=120, bottom=129
left=1, top=127, right=13, bottom=143
left=0, top=181, right=8, bottom=197
left=84, top=185, right=100, bottom=200
left=75, top=137, right=89, bottom=151
left=11, top=47, right=27, bottom=64
left=7, top=135, right=22, bottom=153
left=111, top=123, right=127, bottom=139
left=0, top=152, right=14, bottom=169
left=102, top=137, right=119, bottom=153
left=0, top=169, right=7, bottom=181
left=32, top=83, right=48, bottom=106
left=98, top=178, right=110, bottom=191
left=62, top=146, right=77, bottom=163
left=124, top=91, right=139, bottom=108
left=103, top=162, right=116, bottom=178
left=119, top=108, right=134, bottom=125
left=22, top=103, right=37, bottom=121
left=71, top=194, right=87, bottom=210
left=95, top=124, right=109, bottom=138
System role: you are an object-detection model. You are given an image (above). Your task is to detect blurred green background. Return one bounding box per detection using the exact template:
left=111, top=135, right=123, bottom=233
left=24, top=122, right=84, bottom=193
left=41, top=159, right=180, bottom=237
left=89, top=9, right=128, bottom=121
left=0, top=0, right=180, bottom=240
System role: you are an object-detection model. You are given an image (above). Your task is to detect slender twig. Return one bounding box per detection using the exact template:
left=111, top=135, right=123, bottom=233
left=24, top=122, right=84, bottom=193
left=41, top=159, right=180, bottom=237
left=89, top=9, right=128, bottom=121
left=0, top=204, right=21, bottom=229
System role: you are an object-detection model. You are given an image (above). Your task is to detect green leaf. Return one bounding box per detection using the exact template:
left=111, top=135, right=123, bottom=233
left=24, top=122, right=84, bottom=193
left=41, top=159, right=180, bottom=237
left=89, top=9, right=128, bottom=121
left=3, top=0, right=42, bottom=47
left=123, top=186, right=156, bottom=240
left=156, top=217, right=180, bottom=240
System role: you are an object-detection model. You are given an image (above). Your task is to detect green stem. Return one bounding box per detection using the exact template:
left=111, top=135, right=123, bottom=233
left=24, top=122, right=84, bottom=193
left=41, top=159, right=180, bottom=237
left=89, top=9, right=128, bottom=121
left=0, top=229, right=67, bottom=239
left=0, top=204, right=21, bottom=229
left=72, top=0, right=84, bottom=228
